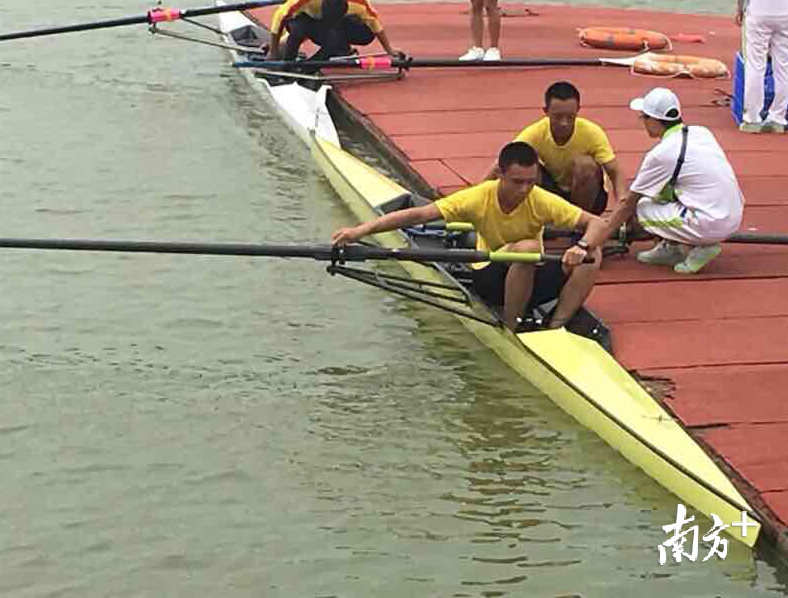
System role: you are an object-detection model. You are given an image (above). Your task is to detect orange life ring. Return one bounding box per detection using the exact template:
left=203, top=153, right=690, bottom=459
left=579, top=27, right=672, bottom=52
left=633, top=54, right=730, bottom=79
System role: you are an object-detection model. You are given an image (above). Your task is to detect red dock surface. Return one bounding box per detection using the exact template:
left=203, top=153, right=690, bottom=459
left=246, top=3, right=788, bottom=551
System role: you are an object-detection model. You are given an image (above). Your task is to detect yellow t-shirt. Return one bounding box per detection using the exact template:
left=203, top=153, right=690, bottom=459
left=514, top=117, right=615, bottom=190
left=271, top=0, right=383, bottom=36
left=434, top=180, right=582, bottom=268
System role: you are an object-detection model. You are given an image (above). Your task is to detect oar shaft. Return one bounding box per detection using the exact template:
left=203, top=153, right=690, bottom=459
left=0, top=238, right=339, bottom=259
left=403, top=58, right=603, bottom=68
left=233, top=57, right=604, bottom=70
left=542, top=226, right=788, bottom=246
left=727, top=232, right=788, bottom=245
left=0, top=1, right=282, bottom=42
left=0, top=15, right=145, bottom=41
left=0, top=238, right=584, bottom=264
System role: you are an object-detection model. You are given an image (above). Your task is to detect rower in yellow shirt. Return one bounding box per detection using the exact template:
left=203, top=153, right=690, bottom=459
left=268, top=0, right=404, bottom=62
left=486, top=81, right=627, bottom=215
left=332, top=142, right=608, bottom=331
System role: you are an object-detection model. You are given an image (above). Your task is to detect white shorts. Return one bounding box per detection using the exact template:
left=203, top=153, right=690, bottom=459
left=636, top=198, right=741, bottom=245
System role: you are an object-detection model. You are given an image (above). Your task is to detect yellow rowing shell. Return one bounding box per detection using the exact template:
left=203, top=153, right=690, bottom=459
left=310, top=134, right=760, bottom=547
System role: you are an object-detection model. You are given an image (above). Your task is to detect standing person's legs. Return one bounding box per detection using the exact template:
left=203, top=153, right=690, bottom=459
left=765, top=16, right=788, bottom=127
left=459, top=0, right=485, bottom=60
left=743, top=14, right=772, bottom=126
left=484, top=0, right=500, bottom=53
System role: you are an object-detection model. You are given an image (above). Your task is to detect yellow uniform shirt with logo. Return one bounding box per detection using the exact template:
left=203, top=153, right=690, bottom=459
left=434, top=180, right=582, bottom=269
left=514, top=117, right=615, bottom=191
left=271, top=0, right=383, bottom=36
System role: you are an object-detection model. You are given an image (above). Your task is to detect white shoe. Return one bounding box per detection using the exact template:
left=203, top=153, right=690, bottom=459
left=459, top=46, right=484, bottom=61
left=636, top=240, right=684, bottom=266
left=762, top=121, right=785, bottom=134
left=674, top=244, right=722, bottom=274
left=739, top=122, right=763, bottom=133
left=483, top=47, right=501, bottom=61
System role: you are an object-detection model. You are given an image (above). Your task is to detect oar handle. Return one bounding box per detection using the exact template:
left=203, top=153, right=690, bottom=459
left=489, top=251, right=594, bottom=264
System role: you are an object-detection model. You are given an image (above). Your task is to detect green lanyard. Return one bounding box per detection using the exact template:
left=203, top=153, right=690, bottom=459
left=657, top=125, right=688, bottom=203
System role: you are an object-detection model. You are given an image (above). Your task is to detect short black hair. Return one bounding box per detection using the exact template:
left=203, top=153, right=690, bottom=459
left=498, top=141, right=538, bottom=173
left=654, top=116, right=683, bottom=128
left=544, top=81, right=581, bottom=108
left=322, top=0, right=348, bottom=25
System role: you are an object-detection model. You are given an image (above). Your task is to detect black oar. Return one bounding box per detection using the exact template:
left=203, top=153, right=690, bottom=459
left=0, top=1, right=283, bottom=42
left=413, top=222, right=788, bottom=246
left=233, top=52, right=648, bottom=71
left=724, top=232, right=788, bottom=245
left=542, top=227, right=788, bottom=245
left=0, top=238, right=592, bottom=264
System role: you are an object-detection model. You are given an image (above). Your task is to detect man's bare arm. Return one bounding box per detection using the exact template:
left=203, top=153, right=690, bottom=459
left=332, top=203, right=441, bottom=245
left=583, top=190, right=642, bottom=249
left=374, top=29, right=403, bottom=56
left=601, top=158, right=627, bottom=205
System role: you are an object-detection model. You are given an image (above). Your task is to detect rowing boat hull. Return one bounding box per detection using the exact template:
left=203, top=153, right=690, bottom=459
left=215, top=1, right=339, bottom=146
left=310, top=134, right=760, bottom=546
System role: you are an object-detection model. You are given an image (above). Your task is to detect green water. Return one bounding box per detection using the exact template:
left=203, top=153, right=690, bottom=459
left=0, top=1, right=785, bottom=597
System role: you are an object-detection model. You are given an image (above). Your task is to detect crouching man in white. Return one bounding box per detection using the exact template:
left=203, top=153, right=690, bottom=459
left=584, top=87, right=744, bottom=274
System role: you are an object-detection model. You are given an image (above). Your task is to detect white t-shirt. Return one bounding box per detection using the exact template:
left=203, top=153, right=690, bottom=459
left=746, top=0, right=788, bottom=17
left=630, top=125, right=744, bottom=229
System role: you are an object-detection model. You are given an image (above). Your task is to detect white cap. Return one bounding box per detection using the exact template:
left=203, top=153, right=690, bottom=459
left=629, top=87, right=682, bottom=120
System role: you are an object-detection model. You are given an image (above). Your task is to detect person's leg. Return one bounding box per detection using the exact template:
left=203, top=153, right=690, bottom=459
left=460, top=0, right=485, bottom=59
left=635, top=198, right=722, bottom=273
left=341, top=16, right=375, bottom=48
left=283, top=14, right=313, bottom=60
left=765, top=16, right=788, bottom=127
left=502, top=239, right=541, bottom=330
left=537, top=164, right=569, bottom=199
left=308, top=25, right=349, bottom=61
left=471, top=261, right=508, bottom=306
left=484, top=0, right=500, bottom=49
left=568, top=155, right=607, bottom=215
left=742, top=14, right=771, bottom=126
left=548, top=247, right=601, bottom=329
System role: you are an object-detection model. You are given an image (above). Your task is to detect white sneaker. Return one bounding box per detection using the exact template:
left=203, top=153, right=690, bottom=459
left=636, top=240, right=684, bottom=266
left=762, top=121, right=785, bottom=134
left=739, top=122, right=763, bottom=133
left=674, top=244, right=722, bottom=274
left=483, top=47, right=501, bottom=61
left=459, top=46, right=484, bottom=61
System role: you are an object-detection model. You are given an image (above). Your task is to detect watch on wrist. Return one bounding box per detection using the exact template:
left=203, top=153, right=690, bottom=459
left=575, top=239, right=590, bottom=251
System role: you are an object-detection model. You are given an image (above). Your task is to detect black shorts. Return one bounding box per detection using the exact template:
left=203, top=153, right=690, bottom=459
left=471, top=260, right=568, bottom=309
left=538, top=164, right=608, bottom=216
